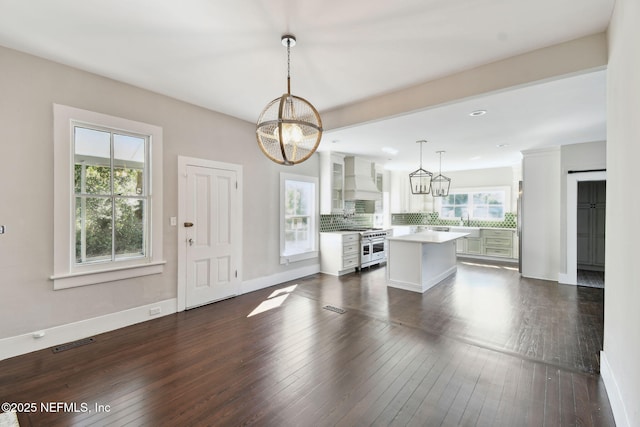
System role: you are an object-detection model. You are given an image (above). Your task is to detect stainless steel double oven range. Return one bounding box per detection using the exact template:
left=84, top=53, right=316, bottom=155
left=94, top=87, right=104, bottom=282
left=342, top=228, right=390, bottom=269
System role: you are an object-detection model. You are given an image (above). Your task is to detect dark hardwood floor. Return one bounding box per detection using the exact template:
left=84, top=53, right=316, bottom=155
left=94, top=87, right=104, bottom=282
left=0, top=260, right=614, bottom=426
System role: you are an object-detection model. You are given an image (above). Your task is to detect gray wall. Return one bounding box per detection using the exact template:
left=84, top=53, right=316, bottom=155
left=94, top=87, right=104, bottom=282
left=603, top=0, right=640, bottom=424
left=0, top=45, right=318, bottom=339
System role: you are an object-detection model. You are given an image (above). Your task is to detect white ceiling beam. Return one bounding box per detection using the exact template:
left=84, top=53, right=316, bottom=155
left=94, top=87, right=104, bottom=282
left=322, top=32, right=607, bottom=131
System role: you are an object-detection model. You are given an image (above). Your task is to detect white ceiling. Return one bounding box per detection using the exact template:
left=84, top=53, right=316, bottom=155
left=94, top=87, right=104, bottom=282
left=324, top=70, right=607, bottom=172
left=0, top=0, right=613, bottom=171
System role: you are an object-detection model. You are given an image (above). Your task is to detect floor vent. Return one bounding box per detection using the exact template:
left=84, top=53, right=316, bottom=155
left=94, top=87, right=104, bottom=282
left=323, top=305, right=346, bottom=314
left=52, top=337, right=95, bottom=353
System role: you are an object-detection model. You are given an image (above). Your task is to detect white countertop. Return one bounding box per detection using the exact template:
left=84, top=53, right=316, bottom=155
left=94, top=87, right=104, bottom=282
left=387, top=230, right=469, bottom=244
left=320, top=229, right=392, bottom=235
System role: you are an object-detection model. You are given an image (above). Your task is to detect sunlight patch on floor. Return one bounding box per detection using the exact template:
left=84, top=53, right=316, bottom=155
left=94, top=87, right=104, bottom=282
left=461, top=261, right=518, bottom=271
left=268, top=284, right=297, bottom=299
left=248, top=284, right=298, bottom=317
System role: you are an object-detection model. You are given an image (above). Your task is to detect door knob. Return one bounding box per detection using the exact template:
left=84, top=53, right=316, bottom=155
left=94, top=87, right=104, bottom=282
left=184, top=222, right=194, bottom=227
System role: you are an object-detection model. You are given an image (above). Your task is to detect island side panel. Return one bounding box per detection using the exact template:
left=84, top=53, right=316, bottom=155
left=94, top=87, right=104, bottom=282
left=420, top=241, right=458, bottom=293
left=387, top=239, right=424, bottom=293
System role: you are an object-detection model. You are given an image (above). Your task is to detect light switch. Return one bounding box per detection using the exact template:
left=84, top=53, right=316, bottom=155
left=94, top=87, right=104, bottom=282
left=170, top=217, right=177, bottom=226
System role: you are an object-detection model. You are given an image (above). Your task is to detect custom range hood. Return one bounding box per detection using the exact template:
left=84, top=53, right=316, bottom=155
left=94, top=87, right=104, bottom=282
left=343, top=156, right=381, bottom=201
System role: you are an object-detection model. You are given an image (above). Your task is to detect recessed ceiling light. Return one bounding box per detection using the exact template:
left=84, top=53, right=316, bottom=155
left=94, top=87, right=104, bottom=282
left=382, top=146, right=398, bottom=155
left=469, top=110, right=487, bottom=117
left=496, top=143, right=509, bottom=148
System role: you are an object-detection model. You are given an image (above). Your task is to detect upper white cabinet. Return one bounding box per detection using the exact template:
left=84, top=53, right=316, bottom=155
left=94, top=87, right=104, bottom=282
left=320, top=152, right=345, bottom=214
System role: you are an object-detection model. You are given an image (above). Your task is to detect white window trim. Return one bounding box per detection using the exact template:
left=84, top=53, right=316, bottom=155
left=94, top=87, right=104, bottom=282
left=280, top=172, right=319, bottom=264
left=51, top=104, right=164, bottom=289
left=435, top=186, right=511, bottom=220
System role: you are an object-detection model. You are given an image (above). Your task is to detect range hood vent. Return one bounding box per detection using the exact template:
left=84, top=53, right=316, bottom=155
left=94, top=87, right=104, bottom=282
left=343, top=156, right=381, bottom=201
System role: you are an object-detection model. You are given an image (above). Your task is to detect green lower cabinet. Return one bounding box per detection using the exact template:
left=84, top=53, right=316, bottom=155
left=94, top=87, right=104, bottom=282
left=457, top=229, right=515, bottom=258
left=466, top=238, right=482, bottom=254
left=481, top=229, right=513, bottom=258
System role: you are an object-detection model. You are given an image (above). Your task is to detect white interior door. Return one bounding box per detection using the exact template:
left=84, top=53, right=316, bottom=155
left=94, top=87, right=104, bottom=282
left=185, top=164, right=240, bottom=308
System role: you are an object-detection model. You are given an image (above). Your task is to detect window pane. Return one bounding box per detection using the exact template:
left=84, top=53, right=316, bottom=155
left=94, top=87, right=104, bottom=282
left=74, top=127, right=111, bottom=195
left=283, top=178, right=315, bottom=257
left=284, top=216, right=311, bottom=252
left=474, top=192, right=504, bottom=205
left=115, top=198, right=145, bottom=259
left=473, top=206, right=488, bottom=218
left=114, top=134, right=145, bottom=196
left=441, top=189, right=506, bottom=220
left=78, top=165, right=111, bottom=194
left=488, top=206, right=504, bottom=218
left=454, top=194, right=468, bottom=204
left=441, top=207, right=455, bottom=218
left=76, top=197, right=112, bottom=263
left=285, top=180, right=312, bottom=216
left=114, top=166, right=144, bottom=196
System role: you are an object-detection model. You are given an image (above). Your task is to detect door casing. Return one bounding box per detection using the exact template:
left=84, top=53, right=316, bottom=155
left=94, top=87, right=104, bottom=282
left=562, top=170, right=606, bottom=285
left=177, top=156, right=243, bottom=311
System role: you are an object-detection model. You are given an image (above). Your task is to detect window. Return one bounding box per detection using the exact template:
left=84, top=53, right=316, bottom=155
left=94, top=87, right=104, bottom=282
left=52, top=105, right=164, bottom=289
left=74, top=126, right=148, bottom=264
left=440, top=187, right=509, bottom=220
left=280, top=173, right=318, bottom=263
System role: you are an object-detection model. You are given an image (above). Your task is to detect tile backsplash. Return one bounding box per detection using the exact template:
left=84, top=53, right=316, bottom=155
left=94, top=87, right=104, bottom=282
left=320, top=211, right=516, bottom=232
left=320, top=214, right=373, bottom=232
left=391, top=212, right=517, bottom=229
left=320, top=200, right=377, bottom=232
left=321, top=197, right=516, bottom=232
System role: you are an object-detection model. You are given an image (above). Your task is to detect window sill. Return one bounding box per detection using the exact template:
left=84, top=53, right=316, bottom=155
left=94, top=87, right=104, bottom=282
left=51, top=261, right=166, bottom=290
left=280, top=251, right=318, bottom=265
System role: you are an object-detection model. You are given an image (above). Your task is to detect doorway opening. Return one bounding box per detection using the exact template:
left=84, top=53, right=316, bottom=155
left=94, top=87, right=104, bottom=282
left=563, top=171, right=606, bottom=287
left=576, top=180, right=605, bottom=288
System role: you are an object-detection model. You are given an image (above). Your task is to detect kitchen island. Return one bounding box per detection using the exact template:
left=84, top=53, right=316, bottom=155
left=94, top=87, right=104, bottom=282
left=386, top=231, right=468, bottom=293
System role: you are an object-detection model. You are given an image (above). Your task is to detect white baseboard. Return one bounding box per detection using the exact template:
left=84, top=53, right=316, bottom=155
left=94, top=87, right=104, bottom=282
left=3, top=265, right=321, bottom=361
left=600, top=350, right=631, bottom=427
left=457, top=254, right=518, bottom=264
left=0, top=299, right=177, bottom=361
left=241, top=264, right=320, bottom=294
left=388, top=265, right=456, bottom=294
left=557, top=272, right=576, bottom=285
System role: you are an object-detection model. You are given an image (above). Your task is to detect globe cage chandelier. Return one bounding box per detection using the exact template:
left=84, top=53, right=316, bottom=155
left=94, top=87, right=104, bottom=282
left=431, top=150, right=451, bottom=197
left=409, top=140, right=433, bottom=194
left=256, top=35, right=323, bottom=165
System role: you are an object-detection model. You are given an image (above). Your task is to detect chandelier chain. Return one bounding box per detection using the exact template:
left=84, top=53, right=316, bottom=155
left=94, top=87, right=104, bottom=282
left=286, top=38, right=291, bottom=94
